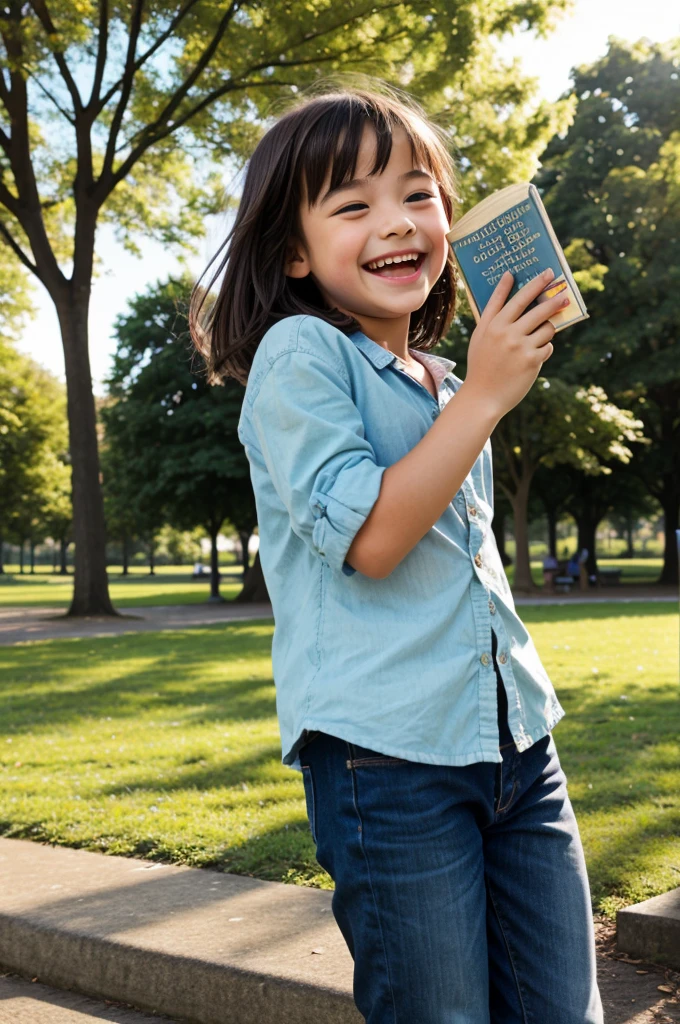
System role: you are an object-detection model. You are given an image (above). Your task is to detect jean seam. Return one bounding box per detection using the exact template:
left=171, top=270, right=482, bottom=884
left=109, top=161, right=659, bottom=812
left=346, top=757, right=407, bottom=768
left=347, top=741, right=398, bottom=1024
left=496, top=777, right=518, bottom=816
left=486, top=881, right=530, bottom=1024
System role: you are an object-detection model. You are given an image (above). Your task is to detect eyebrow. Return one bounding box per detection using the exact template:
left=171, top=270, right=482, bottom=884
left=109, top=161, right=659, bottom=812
left=320, top=168, right=435, bottom=206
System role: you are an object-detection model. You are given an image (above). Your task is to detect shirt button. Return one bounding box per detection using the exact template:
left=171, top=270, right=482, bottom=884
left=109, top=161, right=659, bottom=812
left=474, top=553, right=483, bottom=568
left=431, top=408, right=438, bottom=419
left=489, top=600, right=496, bottom=614
left=468, top=506, right=478, bottom=516
left=498, top=652, right=507, bottom=664
left=480, top=652, right=490, bottom=666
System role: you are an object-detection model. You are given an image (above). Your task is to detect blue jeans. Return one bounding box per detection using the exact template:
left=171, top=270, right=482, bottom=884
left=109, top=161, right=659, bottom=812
left=299, top=642, right=603, bottom=1023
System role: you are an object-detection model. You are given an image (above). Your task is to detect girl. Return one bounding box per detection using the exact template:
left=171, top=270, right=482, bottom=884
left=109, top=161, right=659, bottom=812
left=190, top=83, right=603, bottom=1024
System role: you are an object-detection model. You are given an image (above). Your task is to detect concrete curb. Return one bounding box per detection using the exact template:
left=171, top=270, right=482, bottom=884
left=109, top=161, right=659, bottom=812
left=617, top=887, right=680, bottom=970
left=0, top=838, right=361, bottom=1024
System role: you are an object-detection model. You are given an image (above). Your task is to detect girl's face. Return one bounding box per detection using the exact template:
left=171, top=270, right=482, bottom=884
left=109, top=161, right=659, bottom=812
left=285, top=124, right=450, bottom=339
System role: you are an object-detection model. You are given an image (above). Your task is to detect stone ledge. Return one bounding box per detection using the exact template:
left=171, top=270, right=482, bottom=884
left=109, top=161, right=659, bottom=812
left=0, top=837, right=361, bottom=1024
left=617, top=887, right=680, bottom=970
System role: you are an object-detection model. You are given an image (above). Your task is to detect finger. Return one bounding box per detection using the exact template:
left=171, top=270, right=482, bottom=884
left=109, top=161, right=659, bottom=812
left=499, top=268, right=557, bottom=325
left=478, top=270, right=514, bottom=325
left=527, top=320, right=557, bottom=348
left=520, top=291, right=569, bottom=335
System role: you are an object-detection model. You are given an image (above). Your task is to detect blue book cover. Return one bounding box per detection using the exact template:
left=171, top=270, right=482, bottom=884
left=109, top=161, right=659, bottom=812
left=447, top=182, right=588, bottom=332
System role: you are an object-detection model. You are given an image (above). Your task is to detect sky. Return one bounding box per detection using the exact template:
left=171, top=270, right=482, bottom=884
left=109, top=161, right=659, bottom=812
left=16, top=0, right=680, bottom=396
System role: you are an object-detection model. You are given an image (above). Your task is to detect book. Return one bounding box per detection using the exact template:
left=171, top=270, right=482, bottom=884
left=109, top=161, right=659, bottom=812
left=446, top=182, right=589, bottom=331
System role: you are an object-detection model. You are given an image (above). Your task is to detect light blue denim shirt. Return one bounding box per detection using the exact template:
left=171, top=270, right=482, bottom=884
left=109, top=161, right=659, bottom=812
left=237, top=314, right=564, bottom=773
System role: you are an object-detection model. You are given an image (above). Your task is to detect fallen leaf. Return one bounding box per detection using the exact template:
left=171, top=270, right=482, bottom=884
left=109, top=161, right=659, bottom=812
left=636, top=970, right=649, bottom=975
left=311, top=947, right=325, bottom=955
left=658, top=984, right=674, bottom=993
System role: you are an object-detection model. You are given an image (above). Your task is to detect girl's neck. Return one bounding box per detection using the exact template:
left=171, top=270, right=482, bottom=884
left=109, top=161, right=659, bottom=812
left=351, top=312, right=412, bottom=363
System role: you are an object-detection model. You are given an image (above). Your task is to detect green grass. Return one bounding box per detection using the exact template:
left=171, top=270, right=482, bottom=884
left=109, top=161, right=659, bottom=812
left=0, top=556, right=666, bottom=607
left=0, top=603, right=678, bottom=915
left=0, top=567, right=245, bottom=607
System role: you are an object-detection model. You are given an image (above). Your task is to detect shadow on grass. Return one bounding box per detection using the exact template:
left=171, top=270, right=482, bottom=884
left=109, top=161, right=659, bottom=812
left=0, top=622, right=277, bottom=733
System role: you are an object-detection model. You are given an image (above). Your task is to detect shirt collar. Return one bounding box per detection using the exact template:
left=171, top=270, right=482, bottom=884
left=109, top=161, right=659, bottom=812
left=348, top=330, right=457, bottom=376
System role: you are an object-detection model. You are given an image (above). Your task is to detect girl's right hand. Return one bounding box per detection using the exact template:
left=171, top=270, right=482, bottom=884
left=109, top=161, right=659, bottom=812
left=465, top=268, right=569, bottom=420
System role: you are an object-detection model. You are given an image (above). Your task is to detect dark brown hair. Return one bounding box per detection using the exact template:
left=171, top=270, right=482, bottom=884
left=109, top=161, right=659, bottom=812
left=189, top=82, right=461, bottom=386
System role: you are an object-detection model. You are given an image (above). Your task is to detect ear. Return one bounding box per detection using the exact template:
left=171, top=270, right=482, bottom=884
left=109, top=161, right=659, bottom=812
left=284, top=240, right=311, bottom=279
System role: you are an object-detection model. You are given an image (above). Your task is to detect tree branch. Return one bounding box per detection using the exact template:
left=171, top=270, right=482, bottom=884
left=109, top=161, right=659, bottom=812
left=32, top=75, right=76, bottom=124
left=88, top=0, right=109, bottom=110
left=100, top=0, right=144, bottom=179
left=135, top=1, right=239, bottom=142
left=28, top=0, right=83, bottom=113
left=95, top=0, right=203, bottom=113
left=0, top=218, right=41, bottom=279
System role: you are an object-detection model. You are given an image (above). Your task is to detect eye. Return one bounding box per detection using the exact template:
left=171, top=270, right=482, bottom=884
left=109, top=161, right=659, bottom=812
left=333, top=202, right=368, bottom=215
left=406, top=191, right=435, bottom=202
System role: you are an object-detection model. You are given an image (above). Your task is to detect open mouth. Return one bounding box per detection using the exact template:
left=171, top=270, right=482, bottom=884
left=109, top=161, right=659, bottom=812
left=362, top=251, right=426, bottom=278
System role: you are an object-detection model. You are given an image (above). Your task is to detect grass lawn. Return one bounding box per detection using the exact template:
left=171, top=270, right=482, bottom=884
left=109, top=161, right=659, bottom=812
left=0, top=566, right=245, bottom=607
left=0, top=601, right=678, bottom=918
left=0, top=557, right=666, bottom=607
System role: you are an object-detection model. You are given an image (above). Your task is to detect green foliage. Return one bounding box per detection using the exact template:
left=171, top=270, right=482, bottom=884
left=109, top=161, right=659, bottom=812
left=0, top=0, right=578, bottom=276
left=0, top=340, right=70, bottom=543
left=535, top=36, right=680, bottom=579
left=101, top=275, right=255, bottom=546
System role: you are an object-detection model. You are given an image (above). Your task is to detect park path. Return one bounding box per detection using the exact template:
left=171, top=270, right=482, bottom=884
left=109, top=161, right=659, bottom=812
left=0, top=586, right=676, bottom=646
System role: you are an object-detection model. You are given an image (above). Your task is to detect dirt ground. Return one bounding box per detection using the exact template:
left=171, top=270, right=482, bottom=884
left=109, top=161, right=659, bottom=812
left=595, top=915, right=680, bottom=1023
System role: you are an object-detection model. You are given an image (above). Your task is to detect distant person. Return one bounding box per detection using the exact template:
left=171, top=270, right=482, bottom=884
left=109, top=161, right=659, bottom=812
left=567, top=554, right=580, bottom=577
left=543, top=552, right=559, bottom=589
left=190, top=87, right=602, bottom=1021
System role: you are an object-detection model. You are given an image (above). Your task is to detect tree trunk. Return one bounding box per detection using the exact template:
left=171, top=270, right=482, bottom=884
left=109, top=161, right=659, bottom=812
left=235, top=549, right=270, bottom=603
left=60, top=537, right=69, bottom=575
left=546, top=507, right=558, bottom=559
left=52, top=544, right=58, bottom=573
left=508, top=477, right=536, bottom=593
left=0, top=532, right=4, bottom=574
left=148, top=537, right=155, bottom=576
left=122, top=532, right=129, bottom=576
left=19, top=540, right=24, bottom=574
left=208, top=525, right=224, bottom=603
left=238, top=529, right=252, bottom=577
left=30, top=538, right=36, bottom=574
left=57, top=295, right=118, bottom=616
left=625, top=514, right=635, bottom=559
left=659, top=492, right=679, bottom=586
left=576, top=517, right=599, bottom=579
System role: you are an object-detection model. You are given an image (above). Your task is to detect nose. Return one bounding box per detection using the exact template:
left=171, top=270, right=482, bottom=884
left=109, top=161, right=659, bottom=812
left=380, top=212, right=417, bottom=239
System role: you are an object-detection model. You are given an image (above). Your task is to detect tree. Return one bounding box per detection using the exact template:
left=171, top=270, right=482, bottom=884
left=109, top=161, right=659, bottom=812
left=0, top=0, right=577, bottom=613
left=490, top=379, right=647, bottom=591
left=535, top=35, right=680, bottom=583
left=0, top=343, right=68, bottom=570
left=102, top=275, right=256, bottom=602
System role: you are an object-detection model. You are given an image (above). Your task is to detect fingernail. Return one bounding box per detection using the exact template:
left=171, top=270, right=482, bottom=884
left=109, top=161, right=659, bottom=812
left=543, top=268, right=554, bottom=280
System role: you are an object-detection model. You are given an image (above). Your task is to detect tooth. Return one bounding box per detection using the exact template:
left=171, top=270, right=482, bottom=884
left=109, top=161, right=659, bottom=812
left=393, top=256, right=402, bottom=263
left=384, top=258, right=393, bottom=265
left=377, top=260, right=385, bottom=267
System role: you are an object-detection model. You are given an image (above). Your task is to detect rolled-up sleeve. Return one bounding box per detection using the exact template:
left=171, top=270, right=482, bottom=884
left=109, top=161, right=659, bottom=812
left=248, top=348, right=386, bottom=577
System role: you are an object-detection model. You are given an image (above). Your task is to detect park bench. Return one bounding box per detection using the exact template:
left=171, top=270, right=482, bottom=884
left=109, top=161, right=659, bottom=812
left=553, top=575, right=575, bottom=593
